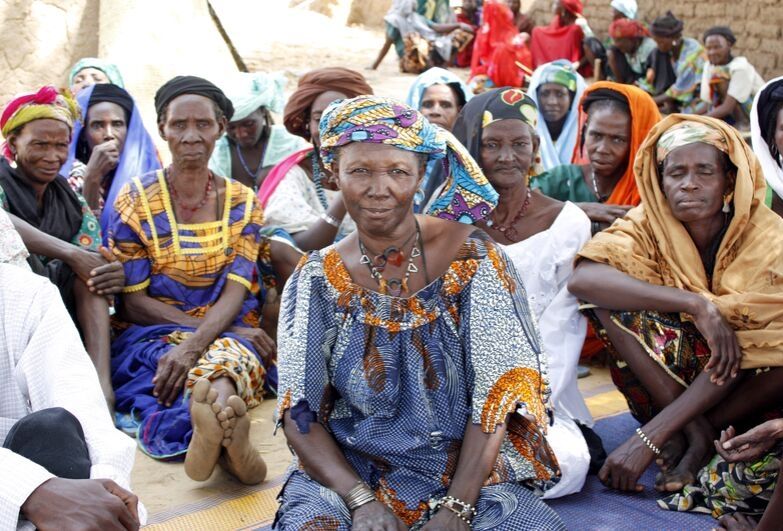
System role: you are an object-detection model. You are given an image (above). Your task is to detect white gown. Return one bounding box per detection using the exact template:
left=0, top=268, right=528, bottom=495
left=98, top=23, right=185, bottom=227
left=502, top=201, right=593, bottom=499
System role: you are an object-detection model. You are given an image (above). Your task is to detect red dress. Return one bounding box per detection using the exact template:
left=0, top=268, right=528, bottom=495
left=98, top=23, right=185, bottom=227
left=530, top=16, right=585, bottom=71
left=455, top=11, right=479, bottom=68
left=469, top=1, right=532, bottom=88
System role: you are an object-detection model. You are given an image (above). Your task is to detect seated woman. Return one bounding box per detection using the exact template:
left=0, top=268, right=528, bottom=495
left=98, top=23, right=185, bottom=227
left=258, top=68, right=372, bottom=251
left=750, top=76, right=783, bottom=217
left=451, top=87, right=595, bottom=499
left=69, top=57, right=125, bottom=94
left=62, top=83, right=161, bottom=234
left=530, top=0, right=593, bottom=77
left=209, top=72, right=308, bottom=190
left=455, top=0, right=480, bottom=67
left=641, top=12, right=706, bottom=114
left=532, top=81, right=661, bottom=232
left=506, top=0, right=535, bottom=33
left=610, top=0, right=637, bottom=20
left=528, top=60, right=587, bottom=171
left=606, top=19, right=656, bottom=86
left=569, top=116, right=783, bottom=498
left=698, top=26, right=765, bottom=130
left=274, top=94, right=564, bottom=530
left=406, top=67, right=473, bottom=210
left=109, top=76, right=273, bottom=484
left=0, top=86, right=124, bottom=409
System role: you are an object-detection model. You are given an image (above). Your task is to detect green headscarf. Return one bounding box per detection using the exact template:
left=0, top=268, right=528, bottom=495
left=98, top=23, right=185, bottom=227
left=68, top=58, right=125, bottom=88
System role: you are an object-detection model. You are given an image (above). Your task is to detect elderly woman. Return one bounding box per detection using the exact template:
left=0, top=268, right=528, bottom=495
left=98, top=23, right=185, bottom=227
left=532, top=82, right=661, bottom=232
left=62, top=83, right=161, bottom=233
left=209, top=72, right=308, bottom=190
left=528, top=60, right=587, bottom=171
left=258, top=68, right=372, bottom=251
left=108, top=76, right=274, bottom=484
left=0, top=85, right=124, bottom=409
left=274, top=95, right=564, bottom=530
left=640, top=12, right=706, bottom=114
left=751, top=77, right=783, bottom=217
left=698, top=27, right=765, bottom=129
left=569, top=116, right=783, bottom=498
left=606, top=19, right=656, bottom=86
left=69, top=57, right=125, bottom=94
left=452, top=88, right=595, bottom=499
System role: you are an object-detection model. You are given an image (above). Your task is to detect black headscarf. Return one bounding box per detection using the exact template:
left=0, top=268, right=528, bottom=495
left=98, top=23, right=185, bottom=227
left=650, top=11, right=684, bottom=38
left=154, top=75, right=234, bottom=122
left=703, top=26, right=736, bottom=46
left=581, top=88, right=630, bottom=114
left=757, top=80, right=783, bottom=164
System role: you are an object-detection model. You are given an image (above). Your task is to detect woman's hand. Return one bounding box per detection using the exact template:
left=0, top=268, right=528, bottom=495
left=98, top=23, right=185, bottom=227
left=229, top=326, right=276, bottom=359
left=352, top=501, right=408, bottom=531
left=86, top=140, right=121, bottom=181
left=576, top=203, right=632, bottom=226
left=690, top=296, right=742, bottom=385
left=598, top=432, right=656, bottom=492
left=153, top=341, right=203, bottom=407
left=68, top=246, right=126, bottom=295
left=420, top=509, right=470, bottom=530
left=715, top=421, right=783, bottom=463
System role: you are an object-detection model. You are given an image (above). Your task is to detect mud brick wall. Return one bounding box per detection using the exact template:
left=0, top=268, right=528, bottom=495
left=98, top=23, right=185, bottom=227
left=527, top=0, right=782, bottom=79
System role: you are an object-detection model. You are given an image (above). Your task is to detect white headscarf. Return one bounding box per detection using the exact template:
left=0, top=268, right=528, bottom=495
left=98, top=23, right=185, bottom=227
left=222, top=72, right=287, bottom=121
left=750, top=76, right=783, bottom=200
left=610, top=0, right=637, bottom=19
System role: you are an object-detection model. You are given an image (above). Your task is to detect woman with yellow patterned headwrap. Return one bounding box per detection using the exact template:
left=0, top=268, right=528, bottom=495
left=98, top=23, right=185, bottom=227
left=0, top=85, right=125, bottom=410
left=569, top=115, right=783, bottom=509
left=274, top=95, right=564, bottom=530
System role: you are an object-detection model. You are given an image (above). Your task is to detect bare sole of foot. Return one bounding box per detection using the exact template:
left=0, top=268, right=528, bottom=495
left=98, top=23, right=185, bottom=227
left=655, top=419, right=714, bottom=492
left=656, top=431, right=686, bottom=472
left=184, top=379, right=224, bottom=481
left=219, top=395, right=267, bottom=485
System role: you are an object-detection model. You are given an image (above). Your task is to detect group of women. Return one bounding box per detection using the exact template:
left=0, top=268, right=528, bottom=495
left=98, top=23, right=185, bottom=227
left=1, top=36, right=782, bottom=529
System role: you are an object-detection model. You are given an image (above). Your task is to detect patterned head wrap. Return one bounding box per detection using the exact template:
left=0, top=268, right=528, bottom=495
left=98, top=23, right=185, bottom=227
left=318, top=95, right=498, bottom=224
left=650, top=11, right=684, bottom=38
left=609, top=18, right=649, bottom=40
left=610, top=0, right=637, bottom=19
left=222, top=72, right=287, bottom=121
left=534, top=61, right=579, bottom=93
left=656, top=120, right=730, bottom=163
left=68, top=57, right=125, bottom=89
left=481, top=88, right=539, bottom=130
left=1, top=86, right=80, bottom=161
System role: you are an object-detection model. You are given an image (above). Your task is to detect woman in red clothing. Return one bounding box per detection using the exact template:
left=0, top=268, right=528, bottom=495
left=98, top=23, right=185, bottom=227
left=531, top=0, right=593, bottom=77
left=469, top=0, right=532, bottom=89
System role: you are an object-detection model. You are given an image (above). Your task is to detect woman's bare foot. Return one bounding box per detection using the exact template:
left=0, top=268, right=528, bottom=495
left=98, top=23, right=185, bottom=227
left=656, top=432, right=686, bottom=471
left=655, top=418, right=714, bottom=492
left=184, top=379, right=224, bottom=481
left=219, top=395, right=267, bottom=485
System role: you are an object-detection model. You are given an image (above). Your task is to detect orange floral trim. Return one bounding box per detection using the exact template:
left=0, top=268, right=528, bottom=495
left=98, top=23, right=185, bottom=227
left=480, top=367, right=547, bottom=432
left=486, top=242, right=516, bottom=294
left=375, top=478, right=428, bottom=527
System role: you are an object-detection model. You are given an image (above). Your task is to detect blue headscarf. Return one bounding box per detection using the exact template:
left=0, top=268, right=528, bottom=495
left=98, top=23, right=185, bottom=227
left=405, top=67, right=473, bottom=111
left=318, top=95, right=497, bottom=224
left=60, top=83, right=161, bottom=240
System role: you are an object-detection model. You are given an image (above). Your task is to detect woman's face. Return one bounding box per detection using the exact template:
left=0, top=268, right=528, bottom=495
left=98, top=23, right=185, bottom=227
left=226, top=107, right=267, bottom=149
left=85, top=102, right=128, bottom=154
left=480, top=119, right=538, bottom=190
left=309, top=90, right=348, bottom=149
left=8, top=119, right=71, bottom=185
left=661, top=142, right=732, bottom=224
left=420, top=84, right=460, bottom=131
left=584, top=105, right=631, bottom=178
left=538, top=83, right=572, bottom=123
left=705, top=35, right=732, bottom=66
left=614, top=37, right=639, bottom=55
left=774, top=106, right=783, bottom=159
left=335, top=143, right=423, bottom=236
left=71, top=68, right=110, bottom=94
left=159, top=94, right=225, bottom=170
left=652, top=35, right=678, bottom=54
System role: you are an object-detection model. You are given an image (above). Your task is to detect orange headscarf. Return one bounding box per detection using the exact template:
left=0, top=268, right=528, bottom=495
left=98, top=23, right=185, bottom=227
left=571, top=81, right=661, bottom=206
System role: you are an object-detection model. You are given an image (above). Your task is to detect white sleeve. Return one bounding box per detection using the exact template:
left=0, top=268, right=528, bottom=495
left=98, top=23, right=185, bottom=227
left=0, top=449, right=54, bottom=529
left=264, top=167, right=322, bottom=234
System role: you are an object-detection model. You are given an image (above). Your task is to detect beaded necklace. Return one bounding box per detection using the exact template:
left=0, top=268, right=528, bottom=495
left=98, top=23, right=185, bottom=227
left=235, top=142, right=266, bottom=181
left=485, top=187, right=532, bottom=240
left=358, top=221, right=422, bottom=297
left=165, top=168, right=214, bottom=222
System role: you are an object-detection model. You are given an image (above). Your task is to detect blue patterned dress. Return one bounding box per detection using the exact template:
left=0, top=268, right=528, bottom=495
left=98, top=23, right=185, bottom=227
left=274, top=231, right=565, bottom=530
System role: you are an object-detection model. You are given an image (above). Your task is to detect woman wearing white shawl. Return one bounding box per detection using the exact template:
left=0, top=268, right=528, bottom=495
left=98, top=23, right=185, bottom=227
left=750, top=75, right=783, bottom=216
left=528, top=60, right=587, bottom=172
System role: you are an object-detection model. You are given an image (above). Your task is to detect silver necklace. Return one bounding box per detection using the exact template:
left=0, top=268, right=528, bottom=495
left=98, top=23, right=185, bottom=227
left=589, top=168, right=607, bottom=203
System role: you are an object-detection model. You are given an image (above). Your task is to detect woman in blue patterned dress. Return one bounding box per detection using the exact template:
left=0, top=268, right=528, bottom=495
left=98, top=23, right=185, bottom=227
left=274, top=95, right=565, bottom=530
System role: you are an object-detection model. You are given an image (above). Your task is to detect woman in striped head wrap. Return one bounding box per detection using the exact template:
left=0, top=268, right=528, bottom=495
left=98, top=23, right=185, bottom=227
left=0, top=85, right=125, bottom=409
left=274, top=95, right=564, bottom=530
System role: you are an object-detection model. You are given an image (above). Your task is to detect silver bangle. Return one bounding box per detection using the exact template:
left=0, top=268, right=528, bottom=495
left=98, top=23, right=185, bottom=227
left=636, top=427, right=662, bottom=455
left=320, top=212, right=341, bottom=228
left=343, top=481, right=376, bottom=511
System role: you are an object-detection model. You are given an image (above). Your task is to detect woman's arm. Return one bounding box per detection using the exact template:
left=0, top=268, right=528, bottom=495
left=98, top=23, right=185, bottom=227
left=119, top=291, right=202, bottom=328
left=290, top=197, right=347, bottom=251
left=706, top=94, right=739, bottom=119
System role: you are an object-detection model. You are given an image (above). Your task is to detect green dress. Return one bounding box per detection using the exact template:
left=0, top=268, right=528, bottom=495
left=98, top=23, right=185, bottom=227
left=531, top=164, right=598, bottom=203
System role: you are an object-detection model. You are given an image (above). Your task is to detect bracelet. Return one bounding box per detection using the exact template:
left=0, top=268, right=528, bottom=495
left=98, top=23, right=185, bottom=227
left=343, top=481, right=376, bottom=511
left=430, top=495, right=476, bottom=527
left=636, top=427, right=662, bottom=455
left=320, top=212, right=341, bottom=228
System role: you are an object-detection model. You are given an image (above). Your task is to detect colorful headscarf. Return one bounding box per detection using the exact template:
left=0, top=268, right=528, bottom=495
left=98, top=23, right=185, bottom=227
left=284, top=68, right=374, bottom=140
left=751, top=77, right=783, bottom=199
left=222, top=72, right=287, bottom=121
left=1, top=86, right=80, bottom=161
left=405, top=67, right=473, bottom=114
left=68, top=58, right=125, bottom=89
left=579, top=115, right=783, bottom=369
left=453, top=87, right=545, bottom=179
left=318, top=95, right=498, bottom=223
left=610, top=0, right=637, bottom=19
left=528, top=60, right=587, bottom=170
left=609, top=18, right=649, bottom=40
left=60, top=83, right=161, bottom=239
left=656, top=121, right=729, bottom=163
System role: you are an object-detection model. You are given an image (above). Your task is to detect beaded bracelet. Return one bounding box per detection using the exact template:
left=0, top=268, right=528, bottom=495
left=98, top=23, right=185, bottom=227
left=430, top=495, right=476, bottom=528
left=320, top=212, right=341, bottom=228
left=343, top=481, right=376, bottom=511
left=636, top=427, right=662, bottom=455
